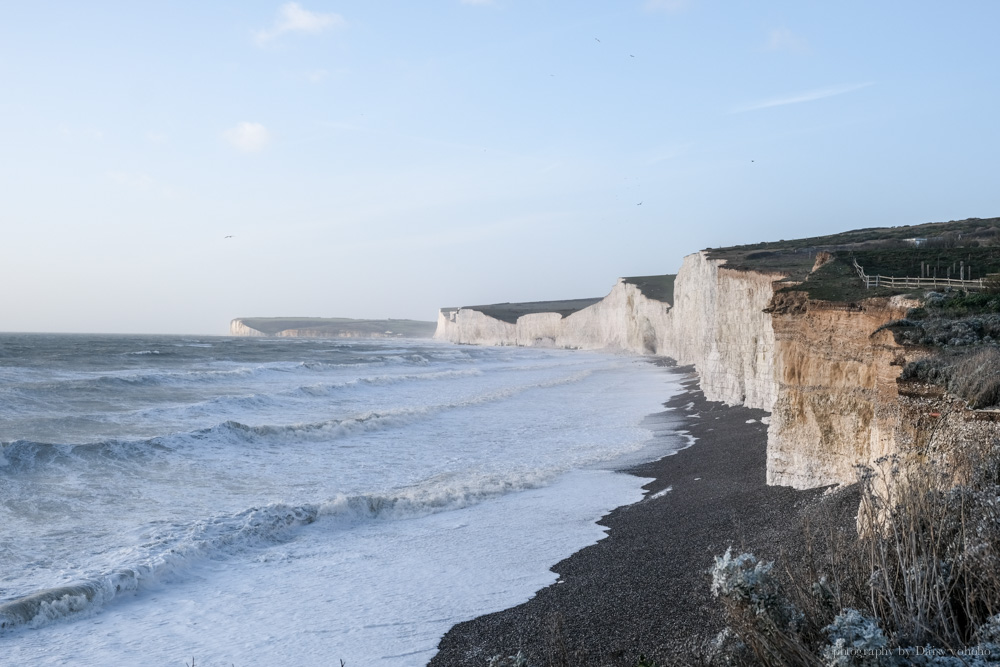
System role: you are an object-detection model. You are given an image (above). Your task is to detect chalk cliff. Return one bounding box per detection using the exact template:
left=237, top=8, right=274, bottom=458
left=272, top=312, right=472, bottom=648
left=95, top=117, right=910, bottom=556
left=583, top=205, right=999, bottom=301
left=436, top=252, right=780, bottom=410
left=766, top=296, right=916, bottom=488
left=439, top=280, right=672, bottom=353
left=231, top=317, right=436, bottom=339
left=230, top=319, right=267, bottom=337
left=435, top=250, right=996, bottom=490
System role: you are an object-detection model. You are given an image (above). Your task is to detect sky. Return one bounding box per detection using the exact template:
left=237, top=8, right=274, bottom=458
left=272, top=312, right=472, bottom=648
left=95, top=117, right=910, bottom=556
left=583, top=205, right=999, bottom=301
left=3, top=1, right=1000, bottom=334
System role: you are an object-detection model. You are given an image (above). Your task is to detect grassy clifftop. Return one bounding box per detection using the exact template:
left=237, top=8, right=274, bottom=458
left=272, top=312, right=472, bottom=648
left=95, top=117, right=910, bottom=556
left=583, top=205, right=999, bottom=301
left=446, top=298, right=604, bottom=325
left=622, top=274, right=676, bottom=304
left=236, top=317, right=436, bottom=338
left=709, top=217, right=1000, bottom=302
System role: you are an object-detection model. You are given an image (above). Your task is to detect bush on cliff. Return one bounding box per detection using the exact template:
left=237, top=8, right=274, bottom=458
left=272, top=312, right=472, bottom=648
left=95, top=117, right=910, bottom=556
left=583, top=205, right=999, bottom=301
left=710, top=441, right=1000, bottom=666
left=900, top=347, right=1000, bottom=409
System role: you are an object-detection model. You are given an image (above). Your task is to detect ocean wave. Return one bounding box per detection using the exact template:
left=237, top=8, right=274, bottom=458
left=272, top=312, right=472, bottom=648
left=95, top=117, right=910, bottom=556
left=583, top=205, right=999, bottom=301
left=293, top=368, right=483, bottom=396
left=0, top=467, right=558, bottom=634
left=10, top=362, right=323, bottom=394
left=0, top=503, right=318, bottom=633
left=0, top=368, right=594, bottom=471
left=0, top=437, right=171, bottom=471
left=319, top=470, right=555, bottom=523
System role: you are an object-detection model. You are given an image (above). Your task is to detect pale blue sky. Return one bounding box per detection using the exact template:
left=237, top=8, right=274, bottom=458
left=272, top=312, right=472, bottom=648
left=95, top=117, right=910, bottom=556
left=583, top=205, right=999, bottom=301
left=3, top=1, right=999, bottom=334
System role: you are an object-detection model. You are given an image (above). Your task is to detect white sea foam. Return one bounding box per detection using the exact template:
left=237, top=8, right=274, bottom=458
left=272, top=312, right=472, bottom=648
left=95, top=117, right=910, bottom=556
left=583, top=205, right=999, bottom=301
left=0, top=335, right=686, bottom=665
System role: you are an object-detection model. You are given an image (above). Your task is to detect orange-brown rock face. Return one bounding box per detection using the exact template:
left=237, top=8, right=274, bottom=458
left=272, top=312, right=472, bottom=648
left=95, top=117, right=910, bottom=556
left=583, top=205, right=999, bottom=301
left=767, top=297, right=917, bottom=488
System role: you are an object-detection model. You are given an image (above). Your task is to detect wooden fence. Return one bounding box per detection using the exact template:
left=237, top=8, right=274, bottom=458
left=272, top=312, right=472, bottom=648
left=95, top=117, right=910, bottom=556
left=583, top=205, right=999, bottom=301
left=852, top=258, right=991, bottom=291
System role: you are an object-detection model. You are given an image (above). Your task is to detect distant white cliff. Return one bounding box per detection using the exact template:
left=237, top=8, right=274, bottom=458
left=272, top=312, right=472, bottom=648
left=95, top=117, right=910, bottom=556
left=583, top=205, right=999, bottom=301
left=436, top=250, right=989, bottom=490
left=230, top=319, right=267, bottom=337
left=436, top=252, right=779, bottom=411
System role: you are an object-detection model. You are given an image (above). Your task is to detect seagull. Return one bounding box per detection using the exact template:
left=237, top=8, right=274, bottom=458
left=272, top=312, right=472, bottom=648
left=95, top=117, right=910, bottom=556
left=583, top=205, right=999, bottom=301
left=637, top=201, right=643, bottom=206
left=224, top=235, right=234, bottom=238
left=594, top=37, right=601, bottom=42
left=630, top=54, right=635, bottom=58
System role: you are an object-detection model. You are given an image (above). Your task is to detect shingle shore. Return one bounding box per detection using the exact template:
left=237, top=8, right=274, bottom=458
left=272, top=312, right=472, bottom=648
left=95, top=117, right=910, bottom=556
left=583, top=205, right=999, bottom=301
left=429, top=364, right=858, bottom=666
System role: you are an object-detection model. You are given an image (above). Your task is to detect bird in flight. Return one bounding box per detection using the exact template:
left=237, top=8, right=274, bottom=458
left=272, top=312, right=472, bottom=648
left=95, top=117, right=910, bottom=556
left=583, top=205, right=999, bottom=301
left=224, top=235, right=234, bottom=239
left=594, top=37, right=601, bottom=42
left=637, top=201, right=643, bottom=206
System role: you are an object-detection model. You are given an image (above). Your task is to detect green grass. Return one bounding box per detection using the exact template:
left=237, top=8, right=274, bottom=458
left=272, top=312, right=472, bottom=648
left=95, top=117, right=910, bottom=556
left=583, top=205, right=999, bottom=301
left=235, top=317, right=436, bottom=337
left=622, top=274, right=676, bottom=304
left=705, top=217, right=1000, bottom=302
left=851, top=246, right=1000, bottom=280
left=454, top=298, right=603, bottom=324
left=709, top=216, right=1000, bottom=259
left=778, top=254, right=902, bottom=302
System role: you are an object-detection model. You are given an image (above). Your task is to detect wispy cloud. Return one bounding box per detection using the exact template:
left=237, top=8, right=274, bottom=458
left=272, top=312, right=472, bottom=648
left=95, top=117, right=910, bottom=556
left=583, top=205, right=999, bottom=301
left=765, top=27, right=808, bottom=53
left=255, top=3, right=345, bottom=45
left=643, top=0, right=689, bottom=13
left=224, top=122, right=271, bottom=153
left=732, top=82, right=874, bottom=114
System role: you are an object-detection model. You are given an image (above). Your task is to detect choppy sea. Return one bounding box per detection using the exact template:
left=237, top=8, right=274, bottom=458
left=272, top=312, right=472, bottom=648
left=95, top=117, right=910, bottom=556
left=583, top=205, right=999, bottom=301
left=0, top=334, right=686, bottom=666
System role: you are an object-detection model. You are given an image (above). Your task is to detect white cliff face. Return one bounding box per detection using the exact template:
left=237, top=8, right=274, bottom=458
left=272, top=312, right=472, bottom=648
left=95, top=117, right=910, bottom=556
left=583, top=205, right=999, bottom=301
left=667, top=254, right=781, bottom=410
left=435, top=252, right=781, bottom=410
left=436, top=309, right=517, bottom=346
left=435, top=280, right=672, bottom=354
left=230, top=319, right=267, bottom=337
left=434, top=252, right=989, bottom=491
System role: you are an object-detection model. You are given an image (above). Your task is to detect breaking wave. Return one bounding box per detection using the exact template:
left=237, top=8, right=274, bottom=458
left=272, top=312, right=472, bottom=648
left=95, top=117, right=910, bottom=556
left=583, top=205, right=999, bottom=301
left=0, top=369, right=594, bottom=472
left=0, top=468, right=556, bottom=634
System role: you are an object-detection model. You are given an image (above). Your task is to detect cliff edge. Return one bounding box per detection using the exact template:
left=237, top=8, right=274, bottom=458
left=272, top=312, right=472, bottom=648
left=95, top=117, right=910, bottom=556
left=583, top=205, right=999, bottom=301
left=231, top=317, right=436, bottom=339
left=435, top=217, right=1000, bottom=490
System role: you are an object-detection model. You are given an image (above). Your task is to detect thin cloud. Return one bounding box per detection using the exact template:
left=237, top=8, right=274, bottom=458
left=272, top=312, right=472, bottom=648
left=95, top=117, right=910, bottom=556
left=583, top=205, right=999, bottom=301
left=732, top=82, right=874, bottom=114
left=255, top=3, right=345, bottom=44
left=224, top=122, right=271, bottom=153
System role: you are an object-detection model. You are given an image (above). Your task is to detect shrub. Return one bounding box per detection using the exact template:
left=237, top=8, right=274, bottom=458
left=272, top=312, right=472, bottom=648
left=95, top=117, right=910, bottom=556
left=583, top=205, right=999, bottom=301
left=901, top=348, right=1000, bottom=409
left=710, top=441, right=1000, bottom=666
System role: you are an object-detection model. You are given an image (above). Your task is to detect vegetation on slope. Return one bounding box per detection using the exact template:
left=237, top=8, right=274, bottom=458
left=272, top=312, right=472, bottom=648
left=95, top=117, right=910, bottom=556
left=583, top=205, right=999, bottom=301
left=622, top=274, right=676, bottom=304
left=452, top=298, right=603, bottom=324
left=708, top=217, right=1000, bottom=303
left=236, top=317, right=436, bottom=337
left=708, top=442, right=1000, bottom=666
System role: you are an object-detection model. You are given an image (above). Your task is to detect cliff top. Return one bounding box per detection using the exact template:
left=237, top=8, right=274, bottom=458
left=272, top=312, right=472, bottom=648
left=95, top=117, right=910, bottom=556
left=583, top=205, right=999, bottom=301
left=622, top=274, right=675, bottom=304
left=234, top=317, right=436, bottom=337
left=708, top=217, right=1000, bottom=302
left=446, top=298, right=603, bottom=324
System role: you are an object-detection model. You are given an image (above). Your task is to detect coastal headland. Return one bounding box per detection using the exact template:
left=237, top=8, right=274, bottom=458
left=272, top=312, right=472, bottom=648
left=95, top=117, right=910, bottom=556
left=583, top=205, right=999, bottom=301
left=431, top=217, right=1000, bottom=663
left=435, top=217, right=1000, bottom=491
left=230, top=316, right=436, bottom=339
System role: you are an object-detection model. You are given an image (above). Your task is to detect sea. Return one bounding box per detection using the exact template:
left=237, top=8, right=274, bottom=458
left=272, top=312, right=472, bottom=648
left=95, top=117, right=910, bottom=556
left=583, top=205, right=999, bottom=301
left=0, top=333, right=687, bottom=666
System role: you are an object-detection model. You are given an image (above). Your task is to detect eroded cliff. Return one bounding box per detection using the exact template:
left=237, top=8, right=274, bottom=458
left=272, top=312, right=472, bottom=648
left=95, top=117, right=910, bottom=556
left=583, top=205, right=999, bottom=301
left=436, top=247, right=1000, bottom=490
left=436, top=252, right=781, bottom=410
left=230, top=319, right=267, bottom=337
left=766, top=296, right=917, bottom=488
